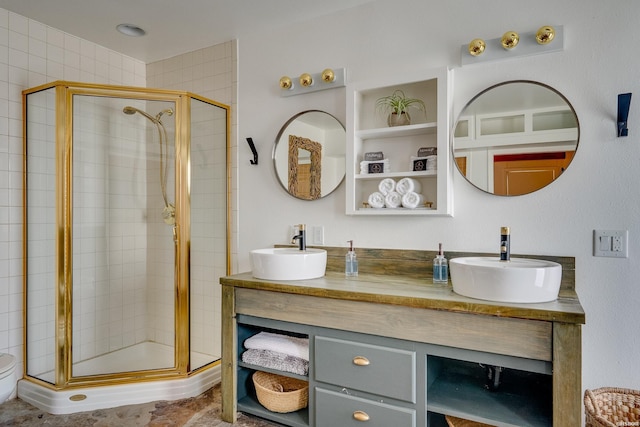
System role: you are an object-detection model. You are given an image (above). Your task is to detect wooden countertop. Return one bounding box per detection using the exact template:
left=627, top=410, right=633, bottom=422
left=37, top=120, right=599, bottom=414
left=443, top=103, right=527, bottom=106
left=220, top=270, right=585, bottom=325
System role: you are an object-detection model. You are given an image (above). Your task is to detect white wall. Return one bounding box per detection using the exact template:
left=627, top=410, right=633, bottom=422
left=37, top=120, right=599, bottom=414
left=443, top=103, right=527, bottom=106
left=237, top=0, right=640, bottom=394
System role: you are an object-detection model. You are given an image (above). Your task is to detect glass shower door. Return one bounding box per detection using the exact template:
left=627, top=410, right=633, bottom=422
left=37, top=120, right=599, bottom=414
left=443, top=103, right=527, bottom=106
left=70, top=95, right=177, bottom=377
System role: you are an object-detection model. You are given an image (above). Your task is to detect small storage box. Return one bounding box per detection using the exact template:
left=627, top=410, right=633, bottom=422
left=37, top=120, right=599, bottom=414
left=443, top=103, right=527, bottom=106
left=585, top=387, right=640, bottom=427
left=252, top=371, right=308, bottom=413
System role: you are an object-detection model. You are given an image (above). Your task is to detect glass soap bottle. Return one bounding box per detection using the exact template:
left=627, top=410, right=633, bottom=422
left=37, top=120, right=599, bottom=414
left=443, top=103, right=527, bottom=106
left=433, top=243, right=448, bottom=284
left=345, top=240, right=358, bottom=277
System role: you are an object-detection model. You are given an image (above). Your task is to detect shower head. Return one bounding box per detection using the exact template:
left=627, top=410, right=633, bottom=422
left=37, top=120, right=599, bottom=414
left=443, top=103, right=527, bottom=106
left=122, top=106, right=158, bottom=123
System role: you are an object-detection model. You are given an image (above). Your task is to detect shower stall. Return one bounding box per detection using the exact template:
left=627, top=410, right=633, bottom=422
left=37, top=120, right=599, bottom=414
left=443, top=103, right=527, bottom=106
left=20, top=82, right=229, bottom=413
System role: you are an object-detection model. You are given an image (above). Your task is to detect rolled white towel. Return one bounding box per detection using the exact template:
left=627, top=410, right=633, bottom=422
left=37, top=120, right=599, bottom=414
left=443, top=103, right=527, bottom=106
left=367, top=192, right=386, bottom=209
left=401, top=192, right=425, bottom=209
left=378, top=178, right=396, bottom=195
left=384, top=191, right=402, bottom=208
left=396, top=177, right=422, bottom=195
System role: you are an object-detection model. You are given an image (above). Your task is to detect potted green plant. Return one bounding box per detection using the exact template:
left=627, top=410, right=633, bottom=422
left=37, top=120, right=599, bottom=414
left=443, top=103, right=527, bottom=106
left=375, top=90, right=426, bottom=127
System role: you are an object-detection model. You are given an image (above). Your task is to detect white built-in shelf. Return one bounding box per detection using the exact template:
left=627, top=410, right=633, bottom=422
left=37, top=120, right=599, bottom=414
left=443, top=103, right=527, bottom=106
left=355, top=170, right=437, bottom=180
left=356, top=122, right=438, bottom=140
left=346, top=67, right=453, bottom=216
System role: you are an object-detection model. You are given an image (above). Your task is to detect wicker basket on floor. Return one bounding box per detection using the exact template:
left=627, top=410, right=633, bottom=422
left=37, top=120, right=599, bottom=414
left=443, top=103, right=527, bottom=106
left=252, top=371, right=308, bottom=413
left=445, top=415, right=495, bottom=427
left=585, top=387, right=640, bottom=427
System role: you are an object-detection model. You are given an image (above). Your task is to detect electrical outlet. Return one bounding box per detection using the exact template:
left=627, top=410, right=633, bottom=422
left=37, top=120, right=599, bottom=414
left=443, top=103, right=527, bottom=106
left=310, top=225, right=324, bottom=245
left=593, top=229, right=628, bottom=258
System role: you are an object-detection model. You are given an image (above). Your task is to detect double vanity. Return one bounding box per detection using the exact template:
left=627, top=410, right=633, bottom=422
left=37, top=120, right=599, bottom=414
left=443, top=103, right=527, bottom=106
left=220, top=247, right=584, bottom=427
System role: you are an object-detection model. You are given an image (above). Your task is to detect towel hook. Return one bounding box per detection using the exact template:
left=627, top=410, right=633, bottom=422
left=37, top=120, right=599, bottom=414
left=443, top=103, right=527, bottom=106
left=246, top=137, right=258, bottom=165
left=618, top=93, right=632, bottom=137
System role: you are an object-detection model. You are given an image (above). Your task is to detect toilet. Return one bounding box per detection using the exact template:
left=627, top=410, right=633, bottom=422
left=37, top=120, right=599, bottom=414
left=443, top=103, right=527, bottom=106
left=0, top=353, right=17, bottom=403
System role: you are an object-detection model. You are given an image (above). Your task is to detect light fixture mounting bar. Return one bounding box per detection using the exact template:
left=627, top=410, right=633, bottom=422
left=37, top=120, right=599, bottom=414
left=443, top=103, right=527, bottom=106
left=461, top=25, right=564, bottom=66
left=280, top=68, right=346, bottom=97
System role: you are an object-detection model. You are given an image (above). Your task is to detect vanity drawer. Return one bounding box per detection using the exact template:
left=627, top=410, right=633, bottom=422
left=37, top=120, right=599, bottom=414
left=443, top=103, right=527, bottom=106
left=314, top=336, right=416, bottom=403
left=316, top=387, right=416, bottom=427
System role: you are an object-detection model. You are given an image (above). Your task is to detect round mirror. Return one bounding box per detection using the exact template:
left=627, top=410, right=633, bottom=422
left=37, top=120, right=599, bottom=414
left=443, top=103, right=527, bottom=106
left=273, top=110, right=346, bottom=200
left=452, top=80, right=579, bottom=196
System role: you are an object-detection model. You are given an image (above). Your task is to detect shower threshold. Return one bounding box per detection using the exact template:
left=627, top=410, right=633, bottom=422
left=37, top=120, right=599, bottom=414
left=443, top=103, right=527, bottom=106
left=18, top=342, right=221, bottom=414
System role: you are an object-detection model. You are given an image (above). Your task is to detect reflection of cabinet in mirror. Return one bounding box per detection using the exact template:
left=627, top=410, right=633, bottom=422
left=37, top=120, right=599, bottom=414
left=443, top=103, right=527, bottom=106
left=346, top=68, right=452, bottom=216
left=454, top=106, right=578, bottom=196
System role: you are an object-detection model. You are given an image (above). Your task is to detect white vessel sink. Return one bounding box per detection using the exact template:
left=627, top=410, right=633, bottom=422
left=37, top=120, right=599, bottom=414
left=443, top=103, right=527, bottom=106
left=449, top=257, right=562, bottom=303
left=250, top=248, right=327, bottom=281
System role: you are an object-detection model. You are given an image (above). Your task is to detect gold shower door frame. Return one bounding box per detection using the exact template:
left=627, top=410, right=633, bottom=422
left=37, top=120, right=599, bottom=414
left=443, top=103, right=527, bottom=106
left=22, top=81, right=231, bottom=389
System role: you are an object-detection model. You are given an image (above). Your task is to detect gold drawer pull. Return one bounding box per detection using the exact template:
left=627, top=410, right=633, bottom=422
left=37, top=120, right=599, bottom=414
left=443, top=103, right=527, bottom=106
left=352, top=356, right=370, bottom=366
left=353, top=410, right=370, bottom=422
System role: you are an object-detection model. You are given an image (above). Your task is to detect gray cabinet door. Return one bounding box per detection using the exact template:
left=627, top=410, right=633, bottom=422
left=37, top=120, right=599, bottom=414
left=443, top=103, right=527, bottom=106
left=316, top=388, right=416, bottom=427
left=315, top=336, right=416, bottom=403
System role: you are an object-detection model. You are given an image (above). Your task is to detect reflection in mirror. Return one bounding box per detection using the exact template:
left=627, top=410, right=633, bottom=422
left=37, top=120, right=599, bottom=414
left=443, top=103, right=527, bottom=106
left=452, top=81, right=579, bottom=196
left=274, top=110, right=346, bottom=200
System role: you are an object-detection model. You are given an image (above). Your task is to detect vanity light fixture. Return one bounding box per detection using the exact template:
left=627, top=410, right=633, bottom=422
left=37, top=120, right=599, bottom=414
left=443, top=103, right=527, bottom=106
left=618, top=93, right=632, bottom=137
left=278, top=67, right=346, bottom=97
left=461, top=25, right=564, bottom=66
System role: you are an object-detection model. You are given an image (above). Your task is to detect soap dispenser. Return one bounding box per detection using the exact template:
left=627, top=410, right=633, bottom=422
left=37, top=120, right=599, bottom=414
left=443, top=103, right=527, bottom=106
left=500, top=226, right=510, bottom=261
left=345, top=240, right=358, bottom=277
left=433, top=243, right=448, bottom=284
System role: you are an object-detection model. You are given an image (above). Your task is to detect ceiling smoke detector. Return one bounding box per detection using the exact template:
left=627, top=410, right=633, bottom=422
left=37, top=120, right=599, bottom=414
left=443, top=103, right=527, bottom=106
left=116, top=24, right=146, bottom=37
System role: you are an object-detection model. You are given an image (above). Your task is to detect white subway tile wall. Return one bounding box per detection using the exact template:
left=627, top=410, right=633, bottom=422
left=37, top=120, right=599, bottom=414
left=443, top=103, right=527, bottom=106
left=1, top=8, right=146, bottom=379
left=147, top=41, right=237, bottom=364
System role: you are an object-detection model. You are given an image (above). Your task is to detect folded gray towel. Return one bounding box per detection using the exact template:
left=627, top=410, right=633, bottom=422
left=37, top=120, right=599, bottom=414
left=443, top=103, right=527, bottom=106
left=241, top=349, right=309, bottom=376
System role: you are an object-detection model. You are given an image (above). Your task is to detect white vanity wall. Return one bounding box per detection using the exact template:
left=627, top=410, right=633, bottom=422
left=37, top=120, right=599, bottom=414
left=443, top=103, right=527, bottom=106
left=236, top=0, right=640, bottom=396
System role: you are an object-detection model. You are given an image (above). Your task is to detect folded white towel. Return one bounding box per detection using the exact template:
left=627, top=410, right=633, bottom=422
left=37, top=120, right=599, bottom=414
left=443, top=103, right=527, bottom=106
left=360, top=159, right=390, bottom=174
left=401, top=191, right=424, bottom=209
left=396, top=177, right=422, bottom=195
left=378, top=178, right=396, bottom=195
left=244, top=331, right=309, bottom=361
left=426, top=155, right=437, bottom=171
left=368, top=192, right=386, bottom=208
left=385, top=191, right=403, bottom=208
left=411, top=155, right=437, bottom=171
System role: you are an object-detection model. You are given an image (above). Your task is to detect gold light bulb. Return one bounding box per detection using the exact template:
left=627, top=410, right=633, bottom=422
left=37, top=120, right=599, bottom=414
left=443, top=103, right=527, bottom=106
left=536, top=26, right=555, bottom=44
left=299, top=73, right=313, bottom=87
left=501, top=31, right=520, bottom=49
left=321, top=68, right=335, bottom=83
left=279, top=76, right=293, bottom=90
left=468, top=39, right=486, bottom=56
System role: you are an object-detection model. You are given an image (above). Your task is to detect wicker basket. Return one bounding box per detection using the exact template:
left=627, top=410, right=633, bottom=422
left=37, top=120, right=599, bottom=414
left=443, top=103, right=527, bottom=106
left=445, top=415, right=495, bottom=427
left=252, top=371, right=308, bottom=413
left=585, top=387, right=640, bottom=427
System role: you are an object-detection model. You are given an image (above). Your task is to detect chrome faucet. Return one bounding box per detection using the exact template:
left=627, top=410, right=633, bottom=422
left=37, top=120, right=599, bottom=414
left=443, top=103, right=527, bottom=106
left=291, top=224, right=306, bottom=251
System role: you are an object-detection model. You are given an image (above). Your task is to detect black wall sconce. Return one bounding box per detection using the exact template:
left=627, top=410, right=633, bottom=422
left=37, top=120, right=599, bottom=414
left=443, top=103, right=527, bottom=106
left=617, top=93, right=632, bottom=137
left=246, top=137, right=258, bottom=165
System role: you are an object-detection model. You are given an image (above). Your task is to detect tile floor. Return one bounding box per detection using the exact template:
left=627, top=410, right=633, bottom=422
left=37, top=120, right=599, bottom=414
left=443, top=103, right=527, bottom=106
left=0, top=384, right=279, bottom=426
